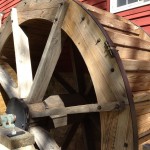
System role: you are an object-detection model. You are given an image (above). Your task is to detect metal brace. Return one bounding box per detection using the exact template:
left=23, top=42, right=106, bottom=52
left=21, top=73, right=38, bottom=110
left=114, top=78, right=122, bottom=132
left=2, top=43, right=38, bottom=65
left=104, top=41, right=115, bottom=57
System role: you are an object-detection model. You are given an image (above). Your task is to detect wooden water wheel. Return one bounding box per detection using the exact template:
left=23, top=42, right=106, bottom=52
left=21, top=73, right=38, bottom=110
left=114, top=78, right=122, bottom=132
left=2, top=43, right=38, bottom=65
left=0, top=0, right=150, bottom=149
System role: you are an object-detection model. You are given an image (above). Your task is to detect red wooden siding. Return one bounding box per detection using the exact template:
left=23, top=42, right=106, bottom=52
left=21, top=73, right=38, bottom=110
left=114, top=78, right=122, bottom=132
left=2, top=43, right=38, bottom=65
left=78, top=0, right=107, bottom=10
left=116, top=5, right=150, bottom=35
left=0, top=0, right=21, bottom=21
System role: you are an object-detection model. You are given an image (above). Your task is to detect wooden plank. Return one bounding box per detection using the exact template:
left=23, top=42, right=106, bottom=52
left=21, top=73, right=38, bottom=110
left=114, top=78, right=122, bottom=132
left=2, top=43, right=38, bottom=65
left=129, top=82, right=150, bottom=92
left=11, top=8, right=33, bottom=98
left=27, top=2, right=68, bottom=103
left=133, top=91, right=150, bottom=103
left=29, top=126, right=60, bottom=150
left=135, top=101, right=150, bottom=116
left=137, top=113, right=150, bottom=138
left=123, top=59, right=150, bottom=72
left=107, top=30, right=150, bottom=51
left=117, top=46, right=150, bottom=61
left=29, top=102, right=123, bottom=118
left=127, top=72, right=150, bottom=83
left=139, top=134, right=150, bottom=150
left=82, top=3, right=135, bottom=25
left=0, top=126, right=34, bottom=149
left=92, top=11, right=139, bottom=35
left=0, top=66, right=18, bottom=98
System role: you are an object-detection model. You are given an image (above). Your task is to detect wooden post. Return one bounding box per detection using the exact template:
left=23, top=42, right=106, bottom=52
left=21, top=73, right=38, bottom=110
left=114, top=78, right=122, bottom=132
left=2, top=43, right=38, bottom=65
left=11, top=8, right=33, bottom=99
left=0, top=66, right=18, bottom=98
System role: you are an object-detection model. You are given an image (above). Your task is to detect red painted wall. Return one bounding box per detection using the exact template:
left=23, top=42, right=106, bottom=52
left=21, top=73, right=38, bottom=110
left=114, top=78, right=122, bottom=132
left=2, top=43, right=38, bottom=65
left=79, top=0, right=107, bottom=10
left=0, top=0, right=21, bottom=21
left=116, top=5, right=150, bottom=35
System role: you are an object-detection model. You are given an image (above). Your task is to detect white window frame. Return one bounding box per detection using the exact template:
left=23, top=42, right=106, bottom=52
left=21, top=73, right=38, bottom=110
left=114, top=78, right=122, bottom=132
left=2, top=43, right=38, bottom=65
left=110, top=0, right=150, bottom=13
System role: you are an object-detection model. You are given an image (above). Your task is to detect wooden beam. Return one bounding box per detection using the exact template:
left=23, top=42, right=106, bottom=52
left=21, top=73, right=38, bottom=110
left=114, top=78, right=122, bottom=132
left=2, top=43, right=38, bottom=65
left=11, top=8, right=33, bottom=99
left=26, top=2, right=68, bottom=103
left=107, top=30, right=150, bottom=51
left=138, top=113, right=150, bottom=138
left=117, top=46, right=150, bottom=61
left=29, top=100, right=125, bottom=118
left=82, top=3, right=136, bottom=25
left=92, top=11, right=139, bottom=35
left=123, top=59, right=150, bottom=72
left=29, top=126, right=60, bottom=150
left=0, top=126, right=34, bottom=150
left=0, top=66, right=18, bottom=98
left=135, top=101, right=150, bottom=117
left=133, top=91, right=150, bottom=103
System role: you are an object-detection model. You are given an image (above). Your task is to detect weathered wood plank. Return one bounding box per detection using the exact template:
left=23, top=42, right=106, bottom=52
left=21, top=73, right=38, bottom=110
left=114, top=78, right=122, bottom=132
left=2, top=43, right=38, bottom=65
left=117, top=46, right=150, bottom=61
left=92, top=11, right=139, bottom=35
left=133, top=91, right=150, bottom=103
left=107, top=30, right=150, bottom=51
left=127, top=72, right=150, bottom=91
left=29, top=126, right=60, bottom=150
left=0, top=126, right=34, bottom=149
left=139, top=134, right=150, bottom=150
left=27, top=2, right=68, bottom=103
left=123, top=59, right=150, bottom=72
left=0, top=66, right=18, bottom=98
left=135, top=101, right=150, bottom=116
left=11, top=8, right=33, bottom=98
left=82, top=3, right=136, bottom=25
left=137, top=113, right=150, bottom=138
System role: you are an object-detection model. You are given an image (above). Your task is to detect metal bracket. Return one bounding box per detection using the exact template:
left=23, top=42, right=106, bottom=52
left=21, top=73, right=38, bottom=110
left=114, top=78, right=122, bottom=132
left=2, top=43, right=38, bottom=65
left=104, top=41, right=115, bottom=57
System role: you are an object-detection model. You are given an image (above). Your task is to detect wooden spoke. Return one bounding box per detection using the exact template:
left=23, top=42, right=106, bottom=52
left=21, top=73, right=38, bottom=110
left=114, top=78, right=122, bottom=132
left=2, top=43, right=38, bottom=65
left=28, top=95, right=125, bottom=118
left=0, top=66, right=18, bottom=98
left=27, top=3, right=68, bottom=104
left=29, top=126, right=60, bottom=150
left=11, top=8, right=33, bottom=99
left=54, top=72, right=76, bottom=94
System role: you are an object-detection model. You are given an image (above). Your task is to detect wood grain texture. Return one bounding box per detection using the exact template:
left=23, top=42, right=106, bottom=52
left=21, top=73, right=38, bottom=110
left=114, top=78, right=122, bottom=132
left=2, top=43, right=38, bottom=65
left=123, top=59, right=150, bottom=72
left=11, top=8, right=33, bottom=98
left=1, top=0, right=150, bottom=149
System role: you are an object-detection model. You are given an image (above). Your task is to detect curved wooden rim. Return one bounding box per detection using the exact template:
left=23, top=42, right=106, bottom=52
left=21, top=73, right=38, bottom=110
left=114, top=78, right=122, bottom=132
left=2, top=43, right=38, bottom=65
left=74, top=1, right=138, bottom=149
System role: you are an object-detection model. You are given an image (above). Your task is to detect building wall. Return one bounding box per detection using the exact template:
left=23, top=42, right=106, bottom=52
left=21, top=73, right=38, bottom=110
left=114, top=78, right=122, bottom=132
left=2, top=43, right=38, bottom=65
left=79, top=0, right=107, bottom=10
left=0, top=0, right=21, bottom=21
left=116, top=5, right=150, bottom=35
